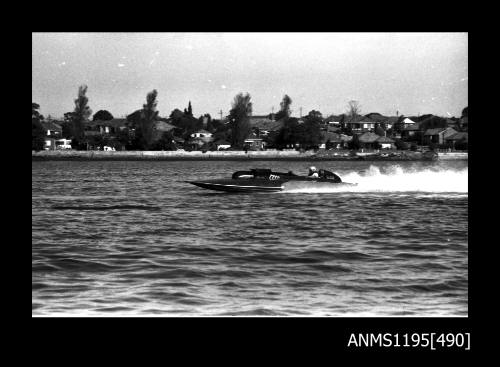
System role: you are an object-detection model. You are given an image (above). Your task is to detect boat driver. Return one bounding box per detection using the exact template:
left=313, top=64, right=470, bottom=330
left=308, top=166, right=319, bottom=178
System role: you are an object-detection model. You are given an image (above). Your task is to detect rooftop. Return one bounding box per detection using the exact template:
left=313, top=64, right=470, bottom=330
left=154, top=120, right=175, bottom=131
left=358, top=132, right=380, bottom=143
left=88, top=118, right=128, bottom=128
left=376, top=136, right=395, bottom=143
left=321, top=131, right=342, bottom=143
left=424, top=128, right=446, bottom=136
left=446, top=132, right=468, bottom=142
left=402, top=123, right=421, bottom=131
left=193, top=129, right=212, bottom=135
left=41, top=121, right=62, bottom=131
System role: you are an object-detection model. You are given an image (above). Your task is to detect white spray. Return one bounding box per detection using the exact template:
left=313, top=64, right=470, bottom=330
left=282, top=165, right=468, bottom=194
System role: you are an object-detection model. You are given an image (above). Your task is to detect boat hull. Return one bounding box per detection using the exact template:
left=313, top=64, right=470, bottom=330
left=187, top=177, right=357, bottom=193
left=187, top=179, right=284, bottom=192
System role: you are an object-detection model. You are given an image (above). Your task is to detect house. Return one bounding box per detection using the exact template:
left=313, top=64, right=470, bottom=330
left=55, top=138, right=72, bottom=150
left=384, top=116, right=399, bottom=130
left=365, top=113, right=390, bottom=125
left=264, top=119, right=286, bottom=135
left=423, top=127, right=458, bottom=145
left=249, top=115, right=274, bottom=127
left=326, top=125, right=341, bottom=133
left=244, top=132, right=265, bottom=150
left=154, top=120, right=175, bottom=132
left=172, top=136, right=185, bottom=149
left=152, top=120, right=176, bottom=140
left=324, top=114, right=344, bottom=126
left=319, top=131, right=343, bottom=149
left=44, top=137, right=56, bottom=150
left=346, top=115, right=377, bottom=132
left=445, top=118, right=460, bottom=130
left=340, top=134, right=353, bottom=145
left=187, top=137, right=210, bottom=149
left=190, top=129, right=213, bottom=139
left=357, top=116, right=377, bottom=131
left=402, top=117, right=417, bottom=125
left=401, top=123, right=421, bottom=139
left=357, top=132, right=380, bottom=149
left=250, top=116, right=283, bottom=136
left=376, top=136, right=395, bottom=149
left=41, top=121, right=62, bottom=137
left=214, top=139, right=231, bottom=150
left=187, top=129, right=213, bottom=149
left=85, top=119, right=128, bottom=135
left=445, top=132, right=468, bottom=149
left=460, top=115, right=468, bottom=131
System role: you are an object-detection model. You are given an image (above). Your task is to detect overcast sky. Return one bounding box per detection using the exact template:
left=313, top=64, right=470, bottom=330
left=32, top=32, right=468, bottom=119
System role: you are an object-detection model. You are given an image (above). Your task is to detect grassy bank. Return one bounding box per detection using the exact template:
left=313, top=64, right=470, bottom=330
left=32, top=149, right=467, bottom=161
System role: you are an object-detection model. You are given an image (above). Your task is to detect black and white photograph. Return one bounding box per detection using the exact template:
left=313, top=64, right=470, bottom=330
left=32, top=32, right=468, bottom=319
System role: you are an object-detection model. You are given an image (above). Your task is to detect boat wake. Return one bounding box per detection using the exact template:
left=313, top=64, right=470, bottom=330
left=281, top=165, right=468, bottom=194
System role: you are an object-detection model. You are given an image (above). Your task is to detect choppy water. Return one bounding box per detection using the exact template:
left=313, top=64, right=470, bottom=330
left=32, top=160, right=468, bottom=316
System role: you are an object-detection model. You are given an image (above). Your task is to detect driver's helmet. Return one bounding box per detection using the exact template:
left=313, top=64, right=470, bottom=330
left=309, top=166, right=317, bottom=175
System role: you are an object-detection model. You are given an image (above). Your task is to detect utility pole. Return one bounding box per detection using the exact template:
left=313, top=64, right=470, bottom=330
left=219, top=109, right=223, bottom=121
left=300, top=107, right=302, bottom=118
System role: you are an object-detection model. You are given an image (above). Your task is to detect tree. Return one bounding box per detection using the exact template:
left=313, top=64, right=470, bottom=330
left=374, top=123, right=385, bottom=136
left=32, top=119, right=46, bottom=151
left=275, top=94, right=292, bottom=121
left=150, top=131, right=177, bottom=151
left=183, top=101, right=193, bottom=116
left=228, top=92, right=253, bottom=148
left=304, top=110, right=323, bottom=124
left=32, top=103, right=44, bottom=121
left=168, top=108, right=202, bottom=139
left=460, top=106, right=468, bottom=132
left=275, top=118, right=299, bottom=148
left=32, top=103, right=47, bottom=151
left=93, top=110, right=114, bottom=121
left=59, top=112, right=74, bottom=139
left=85, top=134, right=106, bottom=150
left=139, top=89, right=159, bottom=149
left=209, top=118, right=228, bottom=132
left=461, top=106, right=468, bottom=118
left=212, top=127, right=231, bottom=143
left=419, top=115, right=447, bottom=131
left=114, top=128, right=133, bottom=150
left=299, top=119, right=322, bottom=149
left=199, top=113, right=212, bottom=129
left=170, top=108, right=184, bottom=122
left=32, top=104, right=46, bottom=151
left=346, top=100, right=361, bottom=120
left=394, top=139, right=410, bottom=150
left=126, top=109, right=142, bottom=126
left=176, top=115, right=203, bottom=139
left=273, top=114, right=322, bottom=150
left=71, top=85, right=92, bottom=148
left=337, top=114, right=351, bottom=134
left=347, top=134, right=361, bottom=150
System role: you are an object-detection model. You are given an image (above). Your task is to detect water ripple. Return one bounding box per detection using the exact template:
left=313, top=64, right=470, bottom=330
left=32, top=160, right=468, bottom=316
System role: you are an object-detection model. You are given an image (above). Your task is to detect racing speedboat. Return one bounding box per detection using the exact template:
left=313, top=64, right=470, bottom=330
left=187, top=168, right=357, bottom=193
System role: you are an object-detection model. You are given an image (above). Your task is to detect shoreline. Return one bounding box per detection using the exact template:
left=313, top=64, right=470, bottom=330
left=32, top=150, right=468, bottom=161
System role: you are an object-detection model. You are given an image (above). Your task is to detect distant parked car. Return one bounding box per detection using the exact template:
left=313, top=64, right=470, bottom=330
left=55, top=139, right=72, bottom=150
